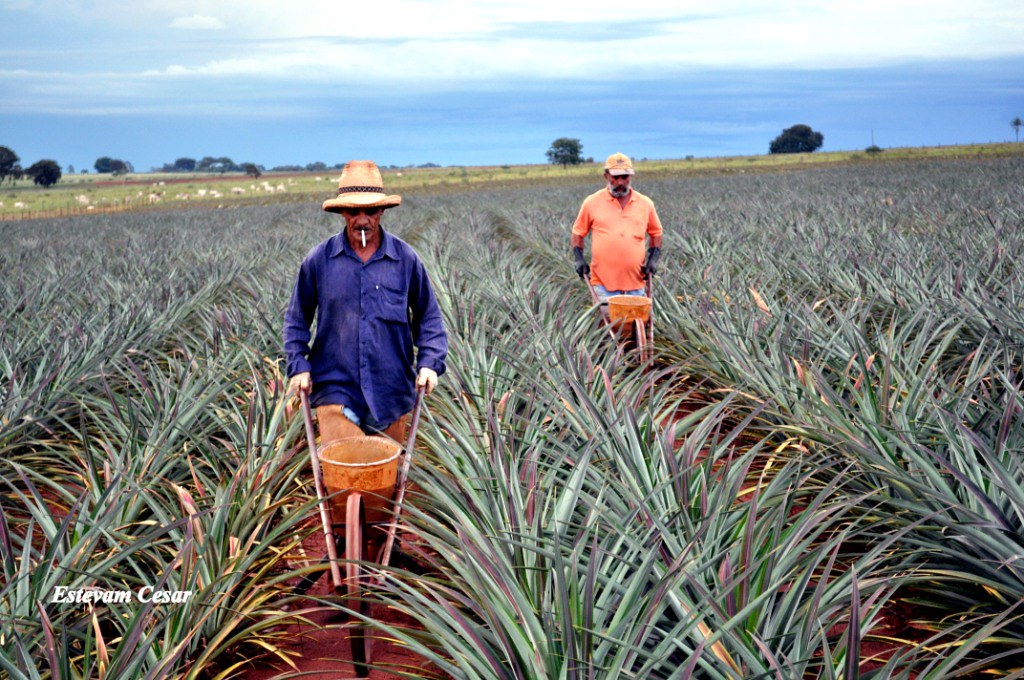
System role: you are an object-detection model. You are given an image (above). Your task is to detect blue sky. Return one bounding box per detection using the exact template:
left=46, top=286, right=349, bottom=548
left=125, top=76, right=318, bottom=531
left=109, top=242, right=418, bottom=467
left=2, top=1, right=1023, bottom=171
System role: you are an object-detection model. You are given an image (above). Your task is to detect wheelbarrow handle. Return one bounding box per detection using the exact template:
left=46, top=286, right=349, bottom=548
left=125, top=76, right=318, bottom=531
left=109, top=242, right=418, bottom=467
left=645, top=273, right=654, bottom=349
left=585, top=278, right=601, bottom=308
left=379, top=384, right=426, bottom=570
left=584, top=279, right=618, bottom=344
left=300, top=391, right=344, bottom=591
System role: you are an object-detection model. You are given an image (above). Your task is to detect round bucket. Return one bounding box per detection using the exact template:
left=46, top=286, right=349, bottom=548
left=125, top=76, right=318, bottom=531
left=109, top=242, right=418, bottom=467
left=607, top=295, right=651, bottom=330
left=319, top=436, right=401, bottom=524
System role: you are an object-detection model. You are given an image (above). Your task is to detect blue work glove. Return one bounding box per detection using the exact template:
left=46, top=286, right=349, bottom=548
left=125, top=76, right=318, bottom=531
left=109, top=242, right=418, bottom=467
left=641, top=247, right=661, bottom=277
left=572, top=247, right=590, bottom=280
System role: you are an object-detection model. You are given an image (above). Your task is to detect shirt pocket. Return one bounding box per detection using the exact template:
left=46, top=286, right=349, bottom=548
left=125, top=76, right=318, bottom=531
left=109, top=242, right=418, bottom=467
left=628, top=215, right=647, bottom=236
left=376, top=284, right=409, bottom=323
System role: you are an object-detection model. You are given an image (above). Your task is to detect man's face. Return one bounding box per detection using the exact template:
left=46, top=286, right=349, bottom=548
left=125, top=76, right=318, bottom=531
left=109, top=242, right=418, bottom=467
left=341, top=206, right=383, bottom=245
left=605, top=171, right=632, bottom=197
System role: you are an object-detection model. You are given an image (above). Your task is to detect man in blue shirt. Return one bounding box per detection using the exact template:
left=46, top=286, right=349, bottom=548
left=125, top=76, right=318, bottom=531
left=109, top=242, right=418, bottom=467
left=284, top=160, right=447, bottom=443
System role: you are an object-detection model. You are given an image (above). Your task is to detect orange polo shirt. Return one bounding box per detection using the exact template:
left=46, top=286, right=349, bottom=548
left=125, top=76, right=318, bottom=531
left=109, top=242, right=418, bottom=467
left=571, top=187, right=663, bottom=291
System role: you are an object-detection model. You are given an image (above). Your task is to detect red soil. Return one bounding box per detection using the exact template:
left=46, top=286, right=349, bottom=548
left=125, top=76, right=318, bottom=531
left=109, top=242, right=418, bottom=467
left=235, top=528, right=446, bottom=680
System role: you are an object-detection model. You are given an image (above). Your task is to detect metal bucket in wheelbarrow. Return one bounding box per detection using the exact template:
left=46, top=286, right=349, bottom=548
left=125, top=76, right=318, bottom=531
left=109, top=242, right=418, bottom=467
left=607, top=295, right=651, bottom=337
left=319, top=437, right=401, bottom=525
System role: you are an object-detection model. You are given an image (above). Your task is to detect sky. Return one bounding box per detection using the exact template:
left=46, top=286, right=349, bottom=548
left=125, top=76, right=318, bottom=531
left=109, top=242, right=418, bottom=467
left=2, top=1, right=1023, bottom=171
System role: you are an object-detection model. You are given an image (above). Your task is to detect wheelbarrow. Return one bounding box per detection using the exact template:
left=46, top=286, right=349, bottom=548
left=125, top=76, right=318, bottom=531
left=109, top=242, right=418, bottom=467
left=296, top=387, right=425, bottom=675
left=585, top=274, right=654, bottom=363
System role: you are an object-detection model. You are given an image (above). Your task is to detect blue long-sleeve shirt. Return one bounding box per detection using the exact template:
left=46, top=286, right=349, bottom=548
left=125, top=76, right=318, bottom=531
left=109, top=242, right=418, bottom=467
left=283, top=227, right=448, bottom=428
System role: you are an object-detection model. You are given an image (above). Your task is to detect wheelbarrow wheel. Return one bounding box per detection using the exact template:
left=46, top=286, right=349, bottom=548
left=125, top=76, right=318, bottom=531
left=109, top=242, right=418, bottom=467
left=633, top=318, right=651, bottom=363
left=345, top=493, right=372, bottom=676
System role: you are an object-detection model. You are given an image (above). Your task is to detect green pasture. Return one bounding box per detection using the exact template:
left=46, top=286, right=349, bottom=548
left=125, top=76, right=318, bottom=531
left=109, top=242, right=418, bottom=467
left=2, top=155, right=1024, bottom=678
left=2, top=141, right=1021, bottom=219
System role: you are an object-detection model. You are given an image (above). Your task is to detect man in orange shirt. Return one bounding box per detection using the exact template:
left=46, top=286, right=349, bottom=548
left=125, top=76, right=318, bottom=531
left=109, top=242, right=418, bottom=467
left=571, top=152, right=663, bottom=310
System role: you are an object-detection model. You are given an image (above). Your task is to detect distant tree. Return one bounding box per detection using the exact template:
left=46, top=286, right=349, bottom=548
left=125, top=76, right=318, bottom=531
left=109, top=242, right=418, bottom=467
left=1012, top=117, right=1023, bottom=143
left=95, top=156, right=114, bottom=173
left=110, top=159, right=129, bottom=176
left=306, top=161, right=328, bottom=172
left=546, top=138, right=584, bottom=167
left=242, top=162, right=262, bottom=179
left=27, top=159, right=62, bottom=187
left=197, top=156, right=235, bottom=173
left=865, top=145, right=883, bottom=155
left=67, top=164, right=75, bottom=174
left=174, top=157, right=196, bottom=172
left=769, top=125, right=824, bottom=154
left=0, top=145, right=19, bottom=184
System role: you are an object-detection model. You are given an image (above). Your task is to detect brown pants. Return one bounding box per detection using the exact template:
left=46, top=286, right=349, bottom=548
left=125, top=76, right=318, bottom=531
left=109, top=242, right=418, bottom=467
left=315, top=405, right=409, bottom=447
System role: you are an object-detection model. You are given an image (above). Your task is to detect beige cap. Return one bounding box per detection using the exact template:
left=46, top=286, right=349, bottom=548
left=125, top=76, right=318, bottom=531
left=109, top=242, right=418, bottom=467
left=603, top=152, right=634, bottom=176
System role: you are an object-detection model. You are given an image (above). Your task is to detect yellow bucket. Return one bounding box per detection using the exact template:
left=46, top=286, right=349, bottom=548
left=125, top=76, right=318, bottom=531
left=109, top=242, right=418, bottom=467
left=607, top=295, right=651, bottom=332
left=319, top=436, right=401, bottom=524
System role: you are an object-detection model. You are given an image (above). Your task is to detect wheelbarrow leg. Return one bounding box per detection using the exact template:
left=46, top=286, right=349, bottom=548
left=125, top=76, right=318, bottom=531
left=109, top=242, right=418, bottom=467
left=634, top=318, right=651, bottom=363
left=299, top=392, right=344, bottom=593
left=379, top=386, right=426, bottom=570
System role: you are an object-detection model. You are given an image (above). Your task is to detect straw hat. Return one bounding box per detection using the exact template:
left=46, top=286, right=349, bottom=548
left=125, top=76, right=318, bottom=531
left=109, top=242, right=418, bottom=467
left=603, top=152, right=634, bottom=176
left=322, top=160, right=402, bottom=213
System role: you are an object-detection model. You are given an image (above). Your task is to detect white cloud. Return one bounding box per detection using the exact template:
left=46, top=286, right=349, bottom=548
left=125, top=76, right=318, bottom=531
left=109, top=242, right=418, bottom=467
left=131, top=5, right=1024, bottom=88
left=6, top=1, right=1024, bottom=97
left=169, top=14, right=225, bottom=30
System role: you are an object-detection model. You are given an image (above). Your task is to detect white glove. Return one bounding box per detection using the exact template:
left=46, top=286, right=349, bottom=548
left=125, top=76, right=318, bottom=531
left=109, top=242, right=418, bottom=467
left=288, top=372, right=311, bottom=395
left=417, top=367, right=438, bottom=395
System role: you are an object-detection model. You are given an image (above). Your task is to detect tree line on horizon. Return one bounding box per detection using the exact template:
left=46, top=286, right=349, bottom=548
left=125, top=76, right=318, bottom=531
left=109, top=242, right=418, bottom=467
left=545, top=124, right=831, bottom=168
left=5, top=120, right=1023, bottom=189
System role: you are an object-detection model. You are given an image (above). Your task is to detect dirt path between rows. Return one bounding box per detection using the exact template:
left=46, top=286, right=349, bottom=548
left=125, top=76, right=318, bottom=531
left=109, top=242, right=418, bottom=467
left=236, top=529, right=446, bottom=680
